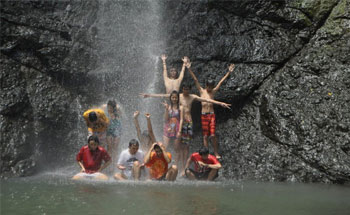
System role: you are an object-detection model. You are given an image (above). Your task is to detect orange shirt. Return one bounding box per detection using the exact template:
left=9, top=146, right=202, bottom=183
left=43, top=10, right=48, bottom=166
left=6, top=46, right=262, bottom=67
left=145, top=151, right=172, bottom=179
left=83, top=109, right=109, bottom=132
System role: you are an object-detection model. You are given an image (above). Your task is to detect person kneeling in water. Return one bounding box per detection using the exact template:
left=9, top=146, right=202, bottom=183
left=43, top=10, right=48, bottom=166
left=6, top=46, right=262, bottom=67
left=114, top=139, right=145, bottom=181
left=144, top=142, right=178, bottom=181
left=183, top=147, right=221, bottom=181
left=73, top=136, right=111, bottom=181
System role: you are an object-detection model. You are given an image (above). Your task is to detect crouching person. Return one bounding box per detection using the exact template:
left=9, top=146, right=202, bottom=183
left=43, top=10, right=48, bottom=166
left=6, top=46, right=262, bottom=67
left=144, top=142, right=178, bottom=181
left=184, top=147, right=221, bottom=181
left=114, top=139, right=144, bottom=181
left=73, top=136, right=111, bottom=181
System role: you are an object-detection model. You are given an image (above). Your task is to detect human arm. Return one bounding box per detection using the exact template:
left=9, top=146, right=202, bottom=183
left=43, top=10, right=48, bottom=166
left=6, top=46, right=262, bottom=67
left=162, top=101, right=169, bottom=122
left=197, top=161, right=222, bottom=169
left=213, top=64, right=235, bottom=92
left=186, top=62, right=202, bottom=92
left=160, top=144, right=171, bottom=163
left=192, top=94, right=231, bottom=109
left=144, top=142, right=157, bottom=164
left=145, top=113, right=157, bottom=143
left=133, top=111, right=142, bottom=142
left=98, top=159, right=112, bottom=172
left=140, top=93, right=169, bottom=98
left=182, top=156, right=192, bottom=176
left=77, top=161, right=86, bottom=172
left=161, top=54, right=169, bottom=82
left=177, top=56, right=188, bottom=82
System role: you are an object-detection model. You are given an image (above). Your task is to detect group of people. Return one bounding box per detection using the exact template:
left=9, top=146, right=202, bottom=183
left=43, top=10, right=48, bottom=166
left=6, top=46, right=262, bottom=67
left=73, top=55, right=235, bottom=182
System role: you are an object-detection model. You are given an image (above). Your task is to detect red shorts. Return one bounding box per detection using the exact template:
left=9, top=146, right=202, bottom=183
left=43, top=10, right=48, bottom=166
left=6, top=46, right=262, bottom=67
left=201, top=113, right=216, bottom=136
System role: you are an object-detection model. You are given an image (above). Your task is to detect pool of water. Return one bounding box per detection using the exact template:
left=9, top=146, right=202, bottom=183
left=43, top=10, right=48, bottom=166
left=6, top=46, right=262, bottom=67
left=1, top=173, right=349, bottom=215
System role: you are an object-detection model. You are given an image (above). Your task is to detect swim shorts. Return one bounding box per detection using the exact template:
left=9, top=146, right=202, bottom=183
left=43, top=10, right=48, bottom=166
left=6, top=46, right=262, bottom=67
left=185, top=168, right=218, bottom=180
left=181, top=120, right=193, bottom=145
left=201, top=112, right=216, bottom=136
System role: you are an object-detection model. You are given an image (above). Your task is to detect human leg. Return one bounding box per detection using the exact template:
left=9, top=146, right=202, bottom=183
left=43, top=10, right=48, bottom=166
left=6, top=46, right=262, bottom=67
left=207, top=168, right=219, bottom=181
left=132, top=161, right=142, bottom=180
left=163, top=136, right=170, bottom=149
left=184, top=168, right=196, bottom=180
left=114, top=172, right=127, bottom=180
left=166, top=165, right=178, bottom=181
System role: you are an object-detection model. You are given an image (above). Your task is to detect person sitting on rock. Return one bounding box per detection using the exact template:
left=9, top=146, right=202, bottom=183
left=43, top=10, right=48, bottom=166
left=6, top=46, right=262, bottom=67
left=73, top=135, right=111, bottom=181
left=161, top=54, right=188, bottom=93
left=144, top=142, right=178, bottom=181
left=183, top=147, right=221, bottom=181
left=133, top=111, right=157, bottom=152
left=83, top=108, right=109, bottom=146
left=187, top=62, right=235, bottom=159
left=114, top=139, right=145, bottom=181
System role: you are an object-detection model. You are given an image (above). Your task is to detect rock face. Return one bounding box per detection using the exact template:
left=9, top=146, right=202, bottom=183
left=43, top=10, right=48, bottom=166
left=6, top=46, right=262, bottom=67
left=1, top=0, right=349, bottom=183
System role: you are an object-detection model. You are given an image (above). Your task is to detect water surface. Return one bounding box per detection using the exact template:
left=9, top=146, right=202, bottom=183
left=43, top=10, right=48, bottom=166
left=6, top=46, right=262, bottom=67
left=1, top=174, right=349, bottom=215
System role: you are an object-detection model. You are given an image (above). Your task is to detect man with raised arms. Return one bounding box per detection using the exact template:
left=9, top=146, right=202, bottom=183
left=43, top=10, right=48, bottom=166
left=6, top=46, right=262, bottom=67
left=187, top=62, right=235, bottom=159
left=161, top=54, right=188, bottom=93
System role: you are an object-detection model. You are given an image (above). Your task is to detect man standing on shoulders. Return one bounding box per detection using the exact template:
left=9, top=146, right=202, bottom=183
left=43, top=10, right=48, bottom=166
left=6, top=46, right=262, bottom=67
left=144, top=142, right=178, bottom=181
left=73, top=136, right=111, bottom=181
left=114, top=139, right=144, bottom=181
left=187, top=62, right=235, bottom=159
left=183, top=147, right=221, bottom=181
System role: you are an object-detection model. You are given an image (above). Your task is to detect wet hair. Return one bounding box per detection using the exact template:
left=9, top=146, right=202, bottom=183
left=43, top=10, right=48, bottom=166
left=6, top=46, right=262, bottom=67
left=206, top=79, right=215, bottom=88
left=88, top=111, right=97, bottom=122
left=182, top=82, right=192, bottom=90
left=153, top=144, right=161, bottom=150
left=107, top=100, right=118, bottom=115
left=169, top=90, right=180, bottom=109
left=129, top=139, right=139, bottom=148
left=88, top=135, right=100, bottom=144
left=199, top=147, right=209, bottom=156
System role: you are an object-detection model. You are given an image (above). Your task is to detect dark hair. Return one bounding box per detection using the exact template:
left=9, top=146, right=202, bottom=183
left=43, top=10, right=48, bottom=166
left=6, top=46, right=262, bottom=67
left=88, top=135, right=100, bottom=144
left=88, top=111, right=97, bottom=122
left=169, top=90, right=180, bottom=109
left=107, top=100, right=118, bottom=116
left=206, top=79, right=215, bottom=88
left=182, top=82, right=192, bottom=90
left=129, top=139, right=139, bottom=148
left=153, top=144, right=161, bottom=150
left=199, top=147, right=209, bottom=156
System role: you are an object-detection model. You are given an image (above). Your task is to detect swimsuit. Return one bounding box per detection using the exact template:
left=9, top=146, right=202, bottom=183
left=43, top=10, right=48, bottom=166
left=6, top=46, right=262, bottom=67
left=163, top=108, right=180, bottom=139
left=106, top=113, right=122, bottom=137
left=201, top=112, right=216, bottom=136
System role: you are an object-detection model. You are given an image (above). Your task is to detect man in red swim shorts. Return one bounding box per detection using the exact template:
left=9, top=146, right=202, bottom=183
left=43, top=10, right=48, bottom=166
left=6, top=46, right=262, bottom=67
left=188, top=63, right=235, bottom=159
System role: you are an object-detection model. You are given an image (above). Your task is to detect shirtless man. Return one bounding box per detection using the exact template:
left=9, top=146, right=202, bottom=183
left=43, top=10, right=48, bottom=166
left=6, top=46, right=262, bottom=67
left=140, top=84, right=230, bottom=172
left=187, top=62, right=235, bottom=159
left=161, top=54, right=188, bottom=93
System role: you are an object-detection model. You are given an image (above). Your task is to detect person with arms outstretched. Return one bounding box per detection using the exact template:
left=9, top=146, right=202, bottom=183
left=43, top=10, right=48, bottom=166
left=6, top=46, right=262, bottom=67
left=187, top=62, right=235, bottom=159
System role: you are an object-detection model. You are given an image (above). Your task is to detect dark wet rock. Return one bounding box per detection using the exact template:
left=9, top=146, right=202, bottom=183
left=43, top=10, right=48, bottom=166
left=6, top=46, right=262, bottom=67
left=1, top=0, right=349, bottom=183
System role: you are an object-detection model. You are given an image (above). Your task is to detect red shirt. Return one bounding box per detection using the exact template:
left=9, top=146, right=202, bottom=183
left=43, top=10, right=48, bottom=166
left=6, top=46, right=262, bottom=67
left=76, top=145, right=111, bottom=174
left=190, top=152, right=220, bottom=172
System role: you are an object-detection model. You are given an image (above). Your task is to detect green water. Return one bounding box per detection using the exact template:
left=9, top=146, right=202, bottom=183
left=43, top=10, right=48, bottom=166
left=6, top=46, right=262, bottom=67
left=1, top=175, right=349, bottom=215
